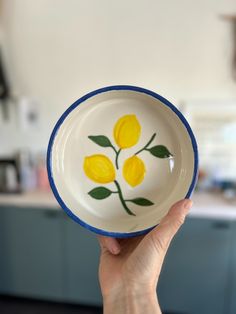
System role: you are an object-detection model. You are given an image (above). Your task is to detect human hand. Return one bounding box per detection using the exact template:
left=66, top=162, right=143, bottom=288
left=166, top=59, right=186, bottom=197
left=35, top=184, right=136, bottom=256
left=98, top=199, right=192, bottom=314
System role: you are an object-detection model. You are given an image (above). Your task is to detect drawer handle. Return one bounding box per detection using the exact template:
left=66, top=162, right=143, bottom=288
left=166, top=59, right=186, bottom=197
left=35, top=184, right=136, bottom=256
left=212, top=221, right=230, bottom=229
left=43, top=210, right=61, bottom=218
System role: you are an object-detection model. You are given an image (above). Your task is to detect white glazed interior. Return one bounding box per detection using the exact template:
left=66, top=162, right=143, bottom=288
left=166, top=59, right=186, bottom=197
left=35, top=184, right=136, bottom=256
left=51, top=90, right=195, bottom=233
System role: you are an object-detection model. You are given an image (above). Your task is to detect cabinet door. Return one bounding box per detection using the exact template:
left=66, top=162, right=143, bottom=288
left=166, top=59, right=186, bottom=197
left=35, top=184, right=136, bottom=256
left=158, top=218, right=232, bottom=314
left=0, top=206, right=64, bottom=300
left=0, top=207, right=8, bottom=293
left=63, top=216, right=102, bottom=305
left=228, top=221, right=236, bottom=314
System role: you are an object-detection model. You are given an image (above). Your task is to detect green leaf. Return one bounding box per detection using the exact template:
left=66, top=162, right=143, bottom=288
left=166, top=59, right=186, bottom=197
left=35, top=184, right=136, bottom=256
left=88, top=187, right=112, bottom=200
left=127, top=198, right=154, bottom=206
left=148, top=145, right=172, bottom=158
left=88, top=135, right=112, bottom=147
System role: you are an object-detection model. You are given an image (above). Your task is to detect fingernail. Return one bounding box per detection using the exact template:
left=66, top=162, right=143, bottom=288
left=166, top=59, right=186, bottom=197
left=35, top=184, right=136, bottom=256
left=183, top=199, right=193, bottom=211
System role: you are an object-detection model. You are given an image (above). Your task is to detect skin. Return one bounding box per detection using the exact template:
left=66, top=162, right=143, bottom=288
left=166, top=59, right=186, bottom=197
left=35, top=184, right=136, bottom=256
left=98, top=199, right=193, bottom=314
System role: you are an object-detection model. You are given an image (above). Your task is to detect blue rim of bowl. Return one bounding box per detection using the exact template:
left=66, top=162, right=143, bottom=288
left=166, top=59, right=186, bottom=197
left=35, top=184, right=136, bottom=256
left=47, top=85, right=199, bottom=238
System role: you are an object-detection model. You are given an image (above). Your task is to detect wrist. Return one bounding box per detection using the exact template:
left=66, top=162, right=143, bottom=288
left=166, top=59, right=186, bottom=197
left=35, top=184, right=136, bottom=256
left=103, top=286, right=161, bottom=314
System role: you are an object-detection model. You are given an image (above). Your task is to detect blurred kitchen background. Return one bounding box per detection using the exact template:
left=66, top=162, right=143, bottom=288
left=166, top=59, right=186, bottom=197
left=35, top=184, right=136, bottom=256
left=0, top=1, right=236, bottom=314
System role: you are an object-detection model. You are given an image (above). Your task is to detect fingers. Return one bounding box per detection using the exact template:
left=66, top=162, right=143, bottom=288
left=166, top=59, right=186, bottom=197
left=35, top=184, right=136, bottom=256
left=148, top=199, right=192, bottom=254
left=97, top=199, right=192, bottom=257
left=98, top=235, right=121, bottom=255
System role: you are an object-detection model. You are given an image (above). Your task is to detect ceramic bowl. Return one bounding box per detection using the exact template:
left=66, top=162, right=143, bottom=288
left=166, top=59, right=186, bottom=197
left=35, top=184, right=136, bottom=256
left=47, top=85, right=198, bottom=238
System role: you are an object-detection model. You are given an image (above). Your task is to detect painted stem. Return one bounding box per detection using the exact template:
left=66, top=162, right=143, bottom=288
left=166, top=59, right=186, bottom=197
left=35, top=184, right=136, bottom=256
left=115, top=149, right=121, bottom=169
left=111, top=146, right=121, bottom=170
left=134, top=133, right=157, bottom=155
left=114, top=180, right=136, bottom=216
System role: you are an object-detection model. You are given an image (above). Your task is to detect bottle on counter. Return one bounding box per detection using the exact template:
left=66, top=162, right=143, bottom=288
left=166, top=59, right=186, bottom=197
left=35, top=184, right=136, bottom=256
left=17, top=149, right=37, bottom=192
left=36, top=152, right=50, bottom=191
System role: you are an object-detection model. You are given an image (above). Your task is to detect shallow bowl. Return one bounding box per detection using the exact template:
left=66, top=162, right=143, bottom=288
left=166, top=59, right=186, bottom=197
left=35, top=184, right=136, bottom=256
left=47, top=85, right=198, bottom=238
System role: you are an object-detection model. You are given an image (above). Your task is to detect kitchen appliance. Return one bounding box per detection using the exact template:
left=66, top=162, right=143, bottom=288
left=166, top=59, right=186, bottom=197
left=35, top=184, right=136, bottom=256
left=0, top=157, right=21, bottom=193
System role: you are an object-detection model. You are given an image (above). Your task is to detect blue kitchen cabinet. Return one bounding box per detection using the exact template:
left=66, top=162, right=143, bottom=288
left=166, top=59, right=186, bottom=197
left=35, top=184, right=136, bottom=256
left=1, top=205, right=236, bottom=312
left=228, top=221, right=236, bottom=314
left=158, top=218, right=233, bottom=314
left=0, top=207, right=9, bottom=294
left=0, top=205, right=102, bottom=305
left=0, top=206, right=64, bottom=300
left=63, top=216, right=102, bottom=305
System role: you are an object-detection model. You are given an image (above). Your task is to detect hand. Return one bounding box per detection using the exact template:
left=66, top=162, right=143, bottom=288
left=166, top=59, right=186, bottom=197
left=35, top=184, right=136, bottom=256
left=98, top=199, right=192, bottom=314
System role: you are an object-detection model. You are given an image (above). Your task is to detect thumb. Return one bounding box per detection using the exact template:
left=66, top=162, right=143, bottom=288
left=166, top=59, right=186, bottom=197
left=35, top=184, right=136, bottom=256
left=147, top=199, right=192, bottom=255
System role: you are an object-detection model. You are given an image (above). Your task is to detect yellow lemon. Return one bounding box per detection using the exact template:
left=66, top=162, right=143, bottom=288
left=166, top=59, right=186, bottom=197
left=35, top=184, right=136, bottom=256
left=113, top=115, right=141, bottom=149
left=83, top=154, right=115, bottom=184
left=123, top=155, right=146, bottom=187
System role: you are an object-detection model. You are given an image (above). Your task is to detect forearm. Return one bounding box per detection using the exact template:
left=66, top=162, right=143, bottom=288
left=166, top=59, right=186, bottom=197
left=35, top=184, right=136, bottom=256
left=103, top=289, right=161, bottom=314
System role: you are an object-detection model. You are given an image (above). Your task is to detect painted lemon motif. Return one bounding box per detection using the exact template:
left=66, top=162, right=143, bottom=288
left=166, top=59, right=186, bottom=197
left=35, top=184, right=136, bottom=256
left=113, top=114, right=141, bottom=149
left=84, top=113, right=172, bottom=215
left=83, top=154, right=115, bottom=184
left=123, top=155, right=146, bottom=187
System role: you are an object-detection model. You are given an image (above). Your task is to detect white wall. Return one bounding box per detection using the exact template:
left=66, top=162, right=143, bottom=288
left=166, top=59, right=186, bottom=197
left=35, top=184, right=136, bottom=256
left=0, top=0, right=236, bottom=154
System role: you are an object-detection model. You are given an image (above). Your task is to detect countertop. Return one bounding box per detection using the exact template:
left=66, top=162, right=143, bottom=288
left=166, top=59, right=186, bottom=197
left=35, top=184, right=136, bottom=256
left=0, top=190, right=235, bottom=220
left=0, top=190, right=59, bottom=209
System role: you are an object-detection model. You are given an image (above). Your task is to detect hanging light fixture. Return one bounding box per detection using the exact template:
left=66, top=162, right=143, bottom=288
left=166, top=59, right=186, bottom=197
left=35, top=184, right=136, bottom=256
left=233, top=18, right=236, bottom=80
left=0, top=49, right=10, bottom=119
left=221, top=14, right=236, bottom=81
